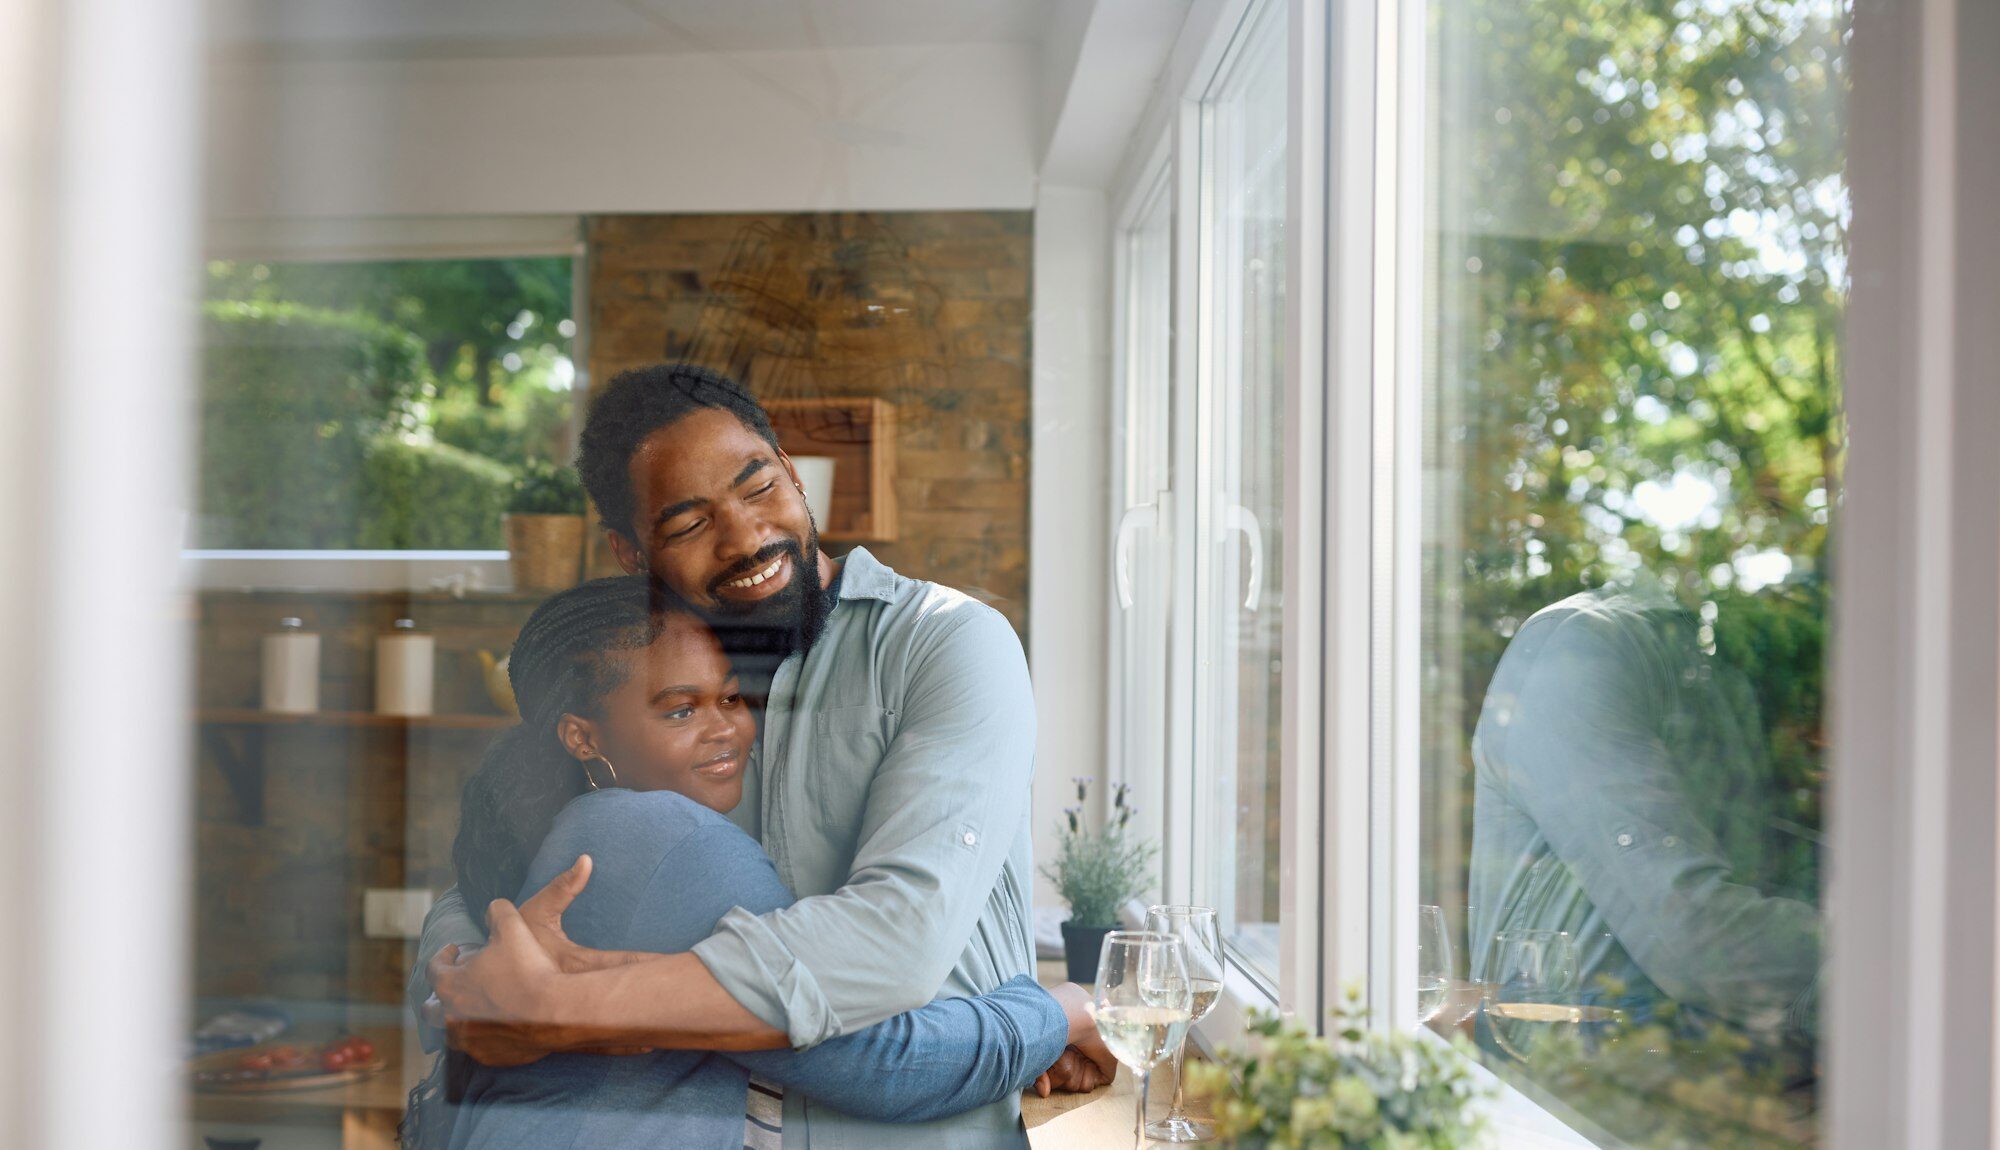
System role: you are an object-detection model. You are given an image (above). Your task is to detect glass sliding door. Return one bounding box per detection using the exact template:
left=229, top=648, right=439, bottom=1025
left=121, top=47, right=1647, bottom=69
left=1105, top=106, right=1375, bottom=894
left=1195, top=0, right=1289, bottom=987
left=1109, top=163, right=1176, bottom=849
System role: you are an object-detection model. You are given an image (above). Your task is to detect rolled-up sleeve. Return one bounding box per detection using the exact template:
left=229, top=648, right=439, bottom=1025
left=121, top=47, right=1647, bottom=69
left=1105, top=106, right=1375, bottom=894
left=692, top=601, right=1035, bottom=1048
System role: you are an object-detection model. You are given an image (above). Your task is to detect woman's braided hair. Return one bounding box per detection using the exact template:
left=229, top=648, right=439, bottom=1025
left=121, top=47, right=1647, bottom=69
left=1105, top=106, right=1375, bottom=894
left=451, top=575, right=677, bottom=927
left=406, top=575, right=678, bottom=1150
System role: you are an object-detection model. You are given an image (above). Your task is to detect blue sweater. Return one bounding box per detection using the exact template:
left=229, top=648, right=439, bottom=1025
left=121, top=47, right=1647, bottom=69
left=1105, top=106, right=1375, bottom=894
left=447, top=789, right=1067, bottom=1150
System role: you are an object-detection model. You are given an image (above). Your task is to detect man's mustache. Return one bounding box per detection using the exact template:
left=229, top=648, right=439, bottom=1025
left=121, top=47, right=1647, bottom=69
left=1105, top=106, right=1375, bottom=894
left=709, top=539, right=804, bottom=597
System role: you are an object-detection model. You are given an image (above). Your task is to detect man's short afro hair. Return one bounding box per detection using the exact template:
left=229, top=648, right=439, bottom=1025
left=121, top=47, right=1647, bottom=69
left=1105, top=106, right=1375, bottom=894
left=575, top=363, right=781, bottom=538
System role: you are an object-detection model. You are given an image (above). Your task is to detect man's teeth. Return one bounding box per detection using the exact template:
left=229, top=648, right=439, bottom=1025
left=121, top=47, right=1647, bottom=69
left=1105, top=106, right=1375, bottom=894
left=726, top=557, right=783, bottom=589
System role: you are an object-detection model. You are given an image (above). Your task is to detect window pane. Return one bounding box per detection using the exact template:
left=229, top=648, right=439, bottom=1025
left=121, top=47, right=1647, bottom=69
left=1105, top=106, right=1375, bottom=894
left=1111, top=170, right=1175, bottom=835
left=1200, top=0, right=1287, bottom=984
left=1419, top=1, right=1844, bottom=1146
left=195, top=257, right=576, bottom=550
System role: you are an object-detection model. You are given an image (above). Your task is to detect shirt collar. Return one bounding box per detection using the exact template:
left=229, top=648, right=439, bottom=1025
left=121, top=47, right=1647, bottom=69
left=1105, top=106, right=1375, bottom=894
left=832, top=546, right=900, bottom=604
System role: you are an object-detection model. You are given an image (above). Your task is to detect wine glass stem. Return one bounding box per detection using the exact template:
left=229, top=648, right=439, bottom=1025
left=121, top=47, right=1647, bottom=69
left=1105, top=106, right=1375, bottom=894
left=1166, top=1039, right=1188, bottom=1120
left=1135, top=1067, right=1150, bottom=1150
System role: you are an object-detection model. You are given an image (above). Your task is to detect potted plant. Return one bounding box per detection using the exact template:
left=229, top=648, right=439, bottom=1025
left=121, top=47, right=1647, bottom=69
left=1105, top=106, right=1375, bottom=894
left=506, top=459, right=587, bottom=591
left=1185, top=991, right=1487, bottom=1150
left=1040, top=778, right=1159, bottom=983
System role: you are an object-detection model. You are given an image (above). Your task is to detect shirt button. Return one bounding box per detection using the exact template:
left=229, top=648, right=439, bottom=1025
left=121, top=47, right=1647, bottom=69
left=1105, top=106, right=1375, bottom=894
left=1662, top=835, right=1680, bottom=848
left=1615, top=832, right=1635, bottom=848
left=962, top=832, right=978, bottom=846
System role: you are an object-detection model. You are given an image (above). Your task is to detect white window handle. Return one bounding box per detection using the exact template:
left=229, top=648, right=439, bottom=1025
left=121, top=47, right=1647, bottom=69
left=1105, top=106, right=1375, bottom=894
left=1113, top=501, right=1160, bottom=609
left=1224, top=504, right=1263, bottom=612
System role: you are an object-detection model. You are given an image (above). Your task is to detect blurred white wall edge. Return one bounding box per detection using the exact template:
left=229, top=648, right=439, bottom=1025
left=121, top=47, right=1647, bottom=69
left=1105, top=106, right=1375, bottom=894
left=0, top=0, right=200, bottom=1146
left=1831, top=0, right=2000, bottom=1146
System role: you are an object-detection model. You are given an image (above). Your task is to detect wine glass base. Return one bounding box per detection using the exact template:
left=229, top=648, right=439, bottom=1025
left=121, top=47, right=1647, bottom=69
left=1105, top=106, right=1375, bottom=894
left=1143, top=1116, right=1215, bottom=1143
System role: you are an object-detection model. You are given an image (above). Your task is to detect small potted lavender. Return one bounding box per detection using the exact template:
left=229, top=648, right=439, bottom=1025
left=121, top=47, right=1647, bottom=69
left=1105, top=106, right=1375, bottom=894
left=1040, top=778, right=1160, bottom=983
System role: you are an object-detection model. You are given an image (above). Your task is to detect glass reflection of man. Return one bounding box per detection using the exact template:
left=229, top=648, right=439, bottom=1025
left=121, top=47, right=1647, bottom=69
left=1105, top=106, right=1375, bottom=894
left=1468, top=581, right=1821, bottom=1052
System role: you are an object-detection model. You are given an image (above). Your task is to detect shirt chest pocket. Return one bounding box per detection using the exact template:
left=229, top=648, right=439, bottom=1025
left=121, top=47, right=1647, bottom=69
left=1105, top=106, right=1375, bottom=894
left=802, top=705, right=898, bottom=825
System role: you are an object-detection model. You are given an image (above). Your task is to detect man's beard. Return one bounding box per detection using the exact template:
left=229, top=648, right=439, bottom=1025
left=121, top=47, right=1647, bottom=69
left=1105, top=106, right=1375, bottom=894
left=695, top=525, right=830, bottom=708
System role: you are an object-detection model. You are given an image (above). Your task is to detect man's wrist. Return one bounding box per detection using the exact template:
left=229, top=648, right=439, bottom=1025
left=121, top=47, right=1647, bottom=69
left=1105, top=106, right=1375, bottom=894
left=1048, top=982, right=1096, bottom=1047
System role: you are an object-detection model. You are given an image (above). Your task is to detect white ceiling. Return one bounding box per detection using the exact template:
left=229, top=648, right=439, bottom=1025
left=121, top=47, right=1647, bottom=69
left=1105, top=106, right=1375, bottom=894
left=209, top=0, right=1061, bottom=58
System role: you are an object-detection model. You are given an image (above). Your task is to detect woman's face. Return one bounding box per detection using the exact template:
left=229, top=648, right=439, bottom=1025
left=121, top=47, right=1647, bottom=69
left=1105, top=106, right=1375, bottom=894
left=563, top=612, right=756, bottom=812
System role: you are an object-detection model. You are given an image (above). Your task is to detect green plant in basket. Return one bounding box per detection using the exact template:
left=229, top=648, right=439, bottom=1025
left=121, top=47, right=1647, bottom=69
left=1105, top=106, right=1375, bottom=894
left=1185, top=990, right=1487, bottom=1150
left=510, top=458, right=587, bottom=516
left=1039, top=778, right=1158, bottom=928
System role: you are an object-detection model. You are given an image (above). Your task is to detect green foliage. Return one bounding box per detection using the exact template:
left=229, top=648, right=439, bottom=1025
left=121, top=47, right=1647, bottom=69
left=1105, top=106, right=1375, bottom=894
left=1187, top=992, right=1487, bottom=1150
left=1511, top=986, right=1813, bottom=1148
left=1038, top=778, right=1158, bottom=927
left=198, top=257, right=577, bottom=550
left=195, top=300, right=428, bottom=548
left=356, top=434, right=513, bottom=550
left=509, top=458, right=587, bottom=516
left=1426, top=0, right=1846, bottom=925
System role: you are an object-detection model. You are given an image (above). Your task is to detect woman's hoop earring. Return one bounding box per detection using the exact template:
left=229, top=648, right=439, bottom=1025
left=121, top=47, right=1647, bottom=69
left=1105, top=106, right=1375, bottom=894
left=584, top=753, right=619, bottom=790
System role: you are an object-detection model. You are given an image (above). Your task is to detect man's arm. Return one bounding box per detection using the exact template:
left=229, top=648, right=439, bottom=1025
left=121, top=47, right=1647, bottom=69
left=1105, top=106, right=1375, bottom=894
left=691, top=601, right=1036, bottom=1046
left=1486, top=608, right=1821, bottom=1031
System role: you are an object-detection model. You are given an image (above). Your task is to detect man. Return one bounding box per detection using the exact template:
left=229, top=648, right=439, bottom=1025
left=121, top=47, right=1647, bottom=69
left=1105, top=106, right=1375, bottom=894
left=1468, top=581, right=1821, bottom=1043
left=409, top=364, right=1107, bottom=1147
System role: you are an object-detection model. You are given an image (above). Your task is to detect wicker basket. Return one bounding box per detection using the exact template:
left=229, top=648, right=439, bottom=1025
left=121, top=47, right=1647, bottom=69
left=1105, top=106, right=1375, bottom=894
left=506, top=514, right=585, bottom=591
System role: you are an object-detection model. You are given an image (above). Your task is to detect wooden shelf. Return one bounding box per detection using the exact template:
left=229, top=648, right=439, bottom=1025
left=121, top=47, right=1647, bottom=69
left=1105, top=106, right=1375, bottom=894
left=766, top=397, right=899, bottom=543
left=197, top=708, right=514, bottom=730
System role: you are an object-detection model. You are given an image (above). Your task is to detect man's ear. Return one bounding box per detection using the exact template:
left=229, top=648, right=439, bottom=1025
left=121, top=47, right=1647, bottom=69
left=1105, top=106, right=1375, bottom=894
left=556, top=713, right=599, bottom=762
left=776, top=450, right=803, bottom=490
left=605, top=529, right=645, bottom=576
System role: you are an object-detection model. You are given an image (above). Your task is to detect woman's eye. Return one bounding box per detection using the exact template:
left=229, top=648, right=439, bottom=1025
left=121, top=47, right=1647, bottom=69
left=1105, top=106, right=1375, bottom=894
left=722, top=693, right=742, bottom=707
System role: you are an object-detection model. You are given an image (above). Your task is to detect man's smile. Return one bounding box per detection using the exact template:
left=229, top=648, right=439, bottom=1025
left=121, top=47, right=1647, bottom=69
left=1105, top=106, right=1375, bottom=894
left=716, top=552, right=792, bottom=602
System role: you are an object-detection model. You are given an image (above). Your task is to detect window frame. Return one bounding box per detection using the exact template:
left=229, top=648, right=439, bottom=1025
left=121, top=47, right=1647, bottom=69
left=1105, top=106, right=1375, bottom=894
left=183, top=215, right=589, bottom=591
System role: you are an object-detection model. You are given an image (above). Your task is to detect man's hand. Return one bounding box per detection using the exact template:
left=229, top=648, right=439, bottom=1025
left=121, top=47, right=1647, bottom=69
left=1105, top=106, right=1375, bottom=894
left=1032, top=1044, right=1116, bottom=1097
left=1034, top=982, right=1118, bottom=1096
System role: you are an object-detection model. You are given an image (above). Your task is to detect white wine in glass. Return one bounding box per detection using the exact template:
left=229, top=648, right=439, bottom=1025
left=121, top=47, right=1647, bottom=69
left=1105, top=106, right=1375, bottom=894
left=1092, top=930, right=1193, bottom=1150
left=1144, top=904, right=1224, bottom=1143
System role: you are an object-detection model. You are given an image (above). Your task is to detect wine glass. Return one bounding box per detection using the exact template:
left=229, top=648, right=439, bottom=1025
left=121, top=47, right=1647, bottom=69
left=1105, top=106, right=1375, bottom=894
left=1416, top=904, right=1452, bottom=1025
left=1482, top=928, right=1580, bottom=1061
left=1143, top=905, right=1224, bottom=1142
left=1092, top=930, right=1193, bottom=1150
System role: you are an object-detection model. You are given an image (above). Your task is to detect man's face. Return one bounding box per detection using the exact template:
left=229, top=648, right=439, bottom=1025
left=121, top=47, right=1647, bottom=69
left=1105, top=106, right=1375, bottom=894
left=608, top=407, right=820, bottom=631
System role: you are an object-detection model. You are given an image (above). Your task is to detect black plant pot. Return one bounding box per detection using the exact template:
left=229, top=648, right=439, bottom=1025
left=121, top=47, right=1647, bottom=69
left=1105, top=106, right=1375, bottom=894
left=1060, top=920, right=1115, bottom=984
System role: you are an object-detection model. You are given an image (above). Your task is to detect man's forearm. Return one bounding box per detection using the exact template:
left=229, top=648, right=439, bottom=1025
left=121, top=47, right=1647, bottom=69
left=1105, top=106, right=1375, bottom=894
left=558, top=952, right=789, bottom=1052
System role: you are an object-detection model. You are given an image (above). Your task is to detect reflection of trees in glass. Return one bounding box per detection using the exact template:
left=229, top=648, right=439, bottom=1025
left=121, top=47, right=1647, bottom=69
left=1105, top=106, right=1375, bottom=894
left=1425, top=0, right=1846, bottom=1145
left=197, top=258, right=575, bottom=549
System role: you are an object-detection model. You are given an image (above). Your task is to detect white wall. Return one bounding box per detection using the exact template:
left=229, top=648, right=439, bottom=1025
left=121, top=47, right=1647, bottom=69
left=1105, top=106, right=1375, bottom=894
left=1027, top=184, right=1112, bottom=909
left=205, top=42, right=1039, bottom=218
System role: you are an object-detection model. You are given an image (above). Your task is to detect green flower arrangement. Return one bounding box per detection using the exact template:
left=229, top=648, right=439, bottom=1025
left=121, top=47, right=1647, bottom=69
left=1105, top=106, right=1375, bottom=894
left=1038, top=777, right=1158, bottom=928
left=1186, top=991, right=1488, bottom=1150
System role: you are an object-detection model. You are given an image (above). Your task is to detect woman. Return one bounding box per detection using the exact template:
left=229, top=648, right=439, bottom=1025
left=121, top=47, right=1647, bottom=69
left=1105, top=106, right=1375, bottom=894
left=412, top=577, right=1106, bottom=1150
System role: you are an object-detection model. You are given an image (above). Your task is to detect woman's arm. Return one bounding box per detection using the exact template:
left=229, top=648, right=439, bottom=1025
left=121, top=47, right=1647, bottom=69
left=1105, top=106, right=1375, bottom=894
left=728, top=976, right=1075, bottom=1122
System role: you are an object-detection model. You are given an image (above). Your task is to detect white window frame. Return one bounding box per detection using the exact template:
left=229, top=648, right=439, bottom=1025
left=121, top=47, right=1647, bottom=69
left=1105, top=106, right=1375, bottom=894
left=183, top=214, right=588, bottom=592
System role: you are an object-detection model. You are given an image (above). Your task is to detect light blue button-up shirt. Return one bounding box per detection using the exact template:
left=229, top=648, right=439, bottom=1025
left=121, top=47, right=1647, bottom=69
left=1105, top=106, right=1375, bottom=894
left=692, top=547, right=1039, bottom=1148
left=411, top=549, right=1040, bottom=1149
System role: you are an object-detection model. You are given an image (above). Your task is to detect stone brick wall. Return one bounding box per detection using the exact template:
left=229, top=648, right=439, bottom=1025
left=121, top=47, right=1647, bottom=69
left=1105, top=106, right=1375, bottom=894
left=588, top=211, right=1033, bottom=633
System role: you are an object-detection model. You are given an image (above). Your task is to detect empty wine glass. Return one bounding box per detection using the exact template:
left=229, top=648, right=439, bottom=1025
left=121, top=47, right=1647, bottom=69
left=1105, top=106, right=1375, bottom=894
left=1482, top=928, right=1580, bottom=1061
left=1416, top=904, right=1452, bottom=1025
left=1144, top=905, right=1224, bottom=1142
left=1092, top=930, right=1193, bottom=1150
